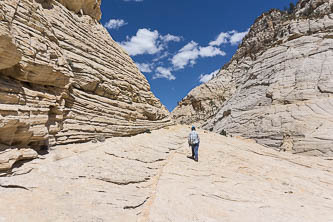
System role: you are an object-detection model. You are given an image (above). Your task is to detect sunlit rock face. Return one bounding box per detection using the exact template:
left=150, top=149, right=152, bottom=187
left=0, top=0, right=171, bottom=170
left=57, top=0, right=102, bottom=20
left=172, top=0, right=333, bottom=156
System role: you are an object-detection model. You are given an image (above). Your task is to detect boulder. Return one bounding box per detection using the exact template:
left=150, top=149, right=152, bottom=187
left=0, top=147, right=38, bottom=171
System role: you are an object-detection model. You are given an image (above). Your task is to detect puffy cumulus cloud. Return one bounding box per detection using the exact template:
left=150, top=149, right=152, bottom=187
left=229, top=30, right=249, bottom=45
left=153, top=67, right=176, bottom=80
left=209, top=32, right=230, bottom=46
left=209, top=29, right=249, bottom=46
left=171, top=41, right=199, bottom=69
left=136, top=62, right=152, bottom=73
left=199, top=69, right=220, bottom=83
left=119, top=29, right=182, bottom=56
left=119, top=29, right=162, bottom=56
left=104, top=19, right=128, bottom=30
left=199, top=46, right=226, bottom=57
left=160, top=34, right=182, bottom=43
left=171, top=41, right=225, bottom=70
left=120, top=28, right=248, bottom=81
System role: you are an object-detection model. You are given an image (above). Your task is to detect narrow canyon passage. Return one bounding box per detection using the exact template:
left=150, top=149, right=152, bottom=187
left=0, top=126, right=333, bottom=222
left=1, top=1, right=333, bottom=221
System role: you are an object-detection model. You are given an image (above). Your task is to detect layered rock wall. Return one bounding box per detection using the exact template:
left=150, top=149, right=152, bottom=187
left=172, top=0, right=333, bottom=156
left=0, top=0, right=171, bottom=169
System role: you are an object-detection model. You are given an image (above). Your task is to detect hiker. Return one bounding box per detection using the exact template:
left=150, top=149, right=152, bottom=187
left=188, top=126, right=200, bottom=162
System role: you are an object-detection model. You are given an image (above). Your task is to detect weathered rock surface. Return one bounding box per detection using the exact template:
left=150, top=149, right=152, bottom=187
left=0, top=147, right=38, bottom=171
left=172, top=0, right=333, bottom=156
left=0, top=0, right=171, bottom=170
left=0, top=126, right=332, bottom=221
left=57, top=0, right=102, bottom=20
left=172, top=69, right=234, bottom=126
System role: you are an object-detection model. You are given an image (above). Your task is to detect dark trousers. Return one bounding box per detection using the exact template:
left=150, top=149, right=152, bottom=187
left=191, top=143, right=199, bottom=160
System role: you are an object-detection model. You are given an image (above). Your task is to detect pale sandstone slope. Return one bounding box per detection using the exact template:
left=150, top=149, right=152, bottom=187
left=172, top=0, right=333, bottom=156
left=0, top=0, right=171, bottom=170
left=0, top=126, right=332, bottom=222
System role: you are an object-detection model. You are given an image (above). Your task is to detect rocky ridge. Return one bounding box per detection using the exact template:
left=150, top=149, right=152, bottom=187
left=0, top=0, right=171, bottom=170
left=0, top=126, right=332, bottom=221
left=172, top=0, right=333, bottom=156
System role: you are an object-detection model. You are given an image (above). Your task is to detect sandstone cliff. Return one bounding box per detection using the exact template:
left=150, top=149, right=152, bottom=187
left=172, top=0, right=333, bottom=156
left=0, top=0, right=171, bottom=170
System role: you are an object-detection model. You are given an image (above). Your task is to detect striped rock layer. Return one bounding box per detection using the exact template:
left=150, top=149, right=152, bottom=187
left=0, top=0, right=171, bottom=170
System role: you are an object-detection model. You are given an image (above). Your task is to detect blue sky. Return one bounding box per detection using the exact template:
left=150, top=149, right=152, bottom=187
left=100, top=0, right=298, bottom=111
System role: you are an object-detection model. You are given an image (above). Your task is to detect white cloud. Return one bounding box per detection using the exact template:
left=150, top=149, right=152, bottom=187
left=153, top=67, right=176, bottom=80
left=152, top=51, right=169, bottom=62
left=119, top=28, right=247, bottom=81
left=123, top=0, right=143, bottom=2
left=199, top=69, right=220, bottom=83
left=119, top=29, right=182, bottom=56
left=209, top=29, right=249, bottom=46
left=171, top=41, right=225, bottom=70
left=136, top=62, right=152, bottom=73
left=161, top=34, right=182, bottom=43
left=199, top=46, right=226, bottom=57
left=171, top=41, right=199, bottom=69
left=229, top=30, right=249, bottom=45
left=209, top=32, right=230, bottom=46
left=104, top=19, right=127, bottom=30
left=119, top=29, right=162, bottom=56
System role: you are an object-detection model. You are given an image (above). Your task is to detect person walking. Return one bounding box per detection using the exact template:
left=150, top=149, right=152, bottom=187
left=188, top=126, right=200, bottom=162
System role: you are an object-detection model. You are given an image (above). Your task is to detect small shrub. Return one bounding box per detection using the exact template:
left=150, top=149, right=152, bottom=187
left=220, top=130, right=227, bottom=136
left=284, top=2, right=296, bottom=14
left=144, top=129, right=152, bottom=134
left=288, top=3, right=295, bottom=14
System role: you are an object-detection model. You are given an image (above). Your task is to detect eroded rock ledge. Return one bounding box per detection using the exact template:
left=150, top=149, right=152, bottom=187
left=172, top=0, right=333, bottom=156
left=35, top=0, right=102, bottom=20
left=57, top=0, right=102, bottom=20
left=0, top=0, right=171, bottom=170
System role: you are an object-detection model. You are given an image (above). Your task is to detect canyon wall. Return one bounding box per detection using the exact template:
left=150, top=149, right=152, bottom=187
left=0, top=0, right=171, bottom=170
left=172, top=0, right=333, bottom=156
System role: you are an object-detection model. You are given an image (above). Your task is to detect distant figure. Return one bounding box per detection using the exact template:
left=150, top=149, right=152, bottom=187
left=188, top=126, right=200, bottom=162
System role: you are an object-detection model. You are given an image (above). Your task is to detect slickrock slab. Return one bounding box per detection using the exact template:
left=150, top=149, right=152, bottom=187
left=0, top=0, right=171, bottom=170
left=0, top=126, right=188, bottom=221
left=172, top=0, right=333, bottom=156
left=0, top=126, right=332, bottom=222
left=145, top=129, right=333, bottom=222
